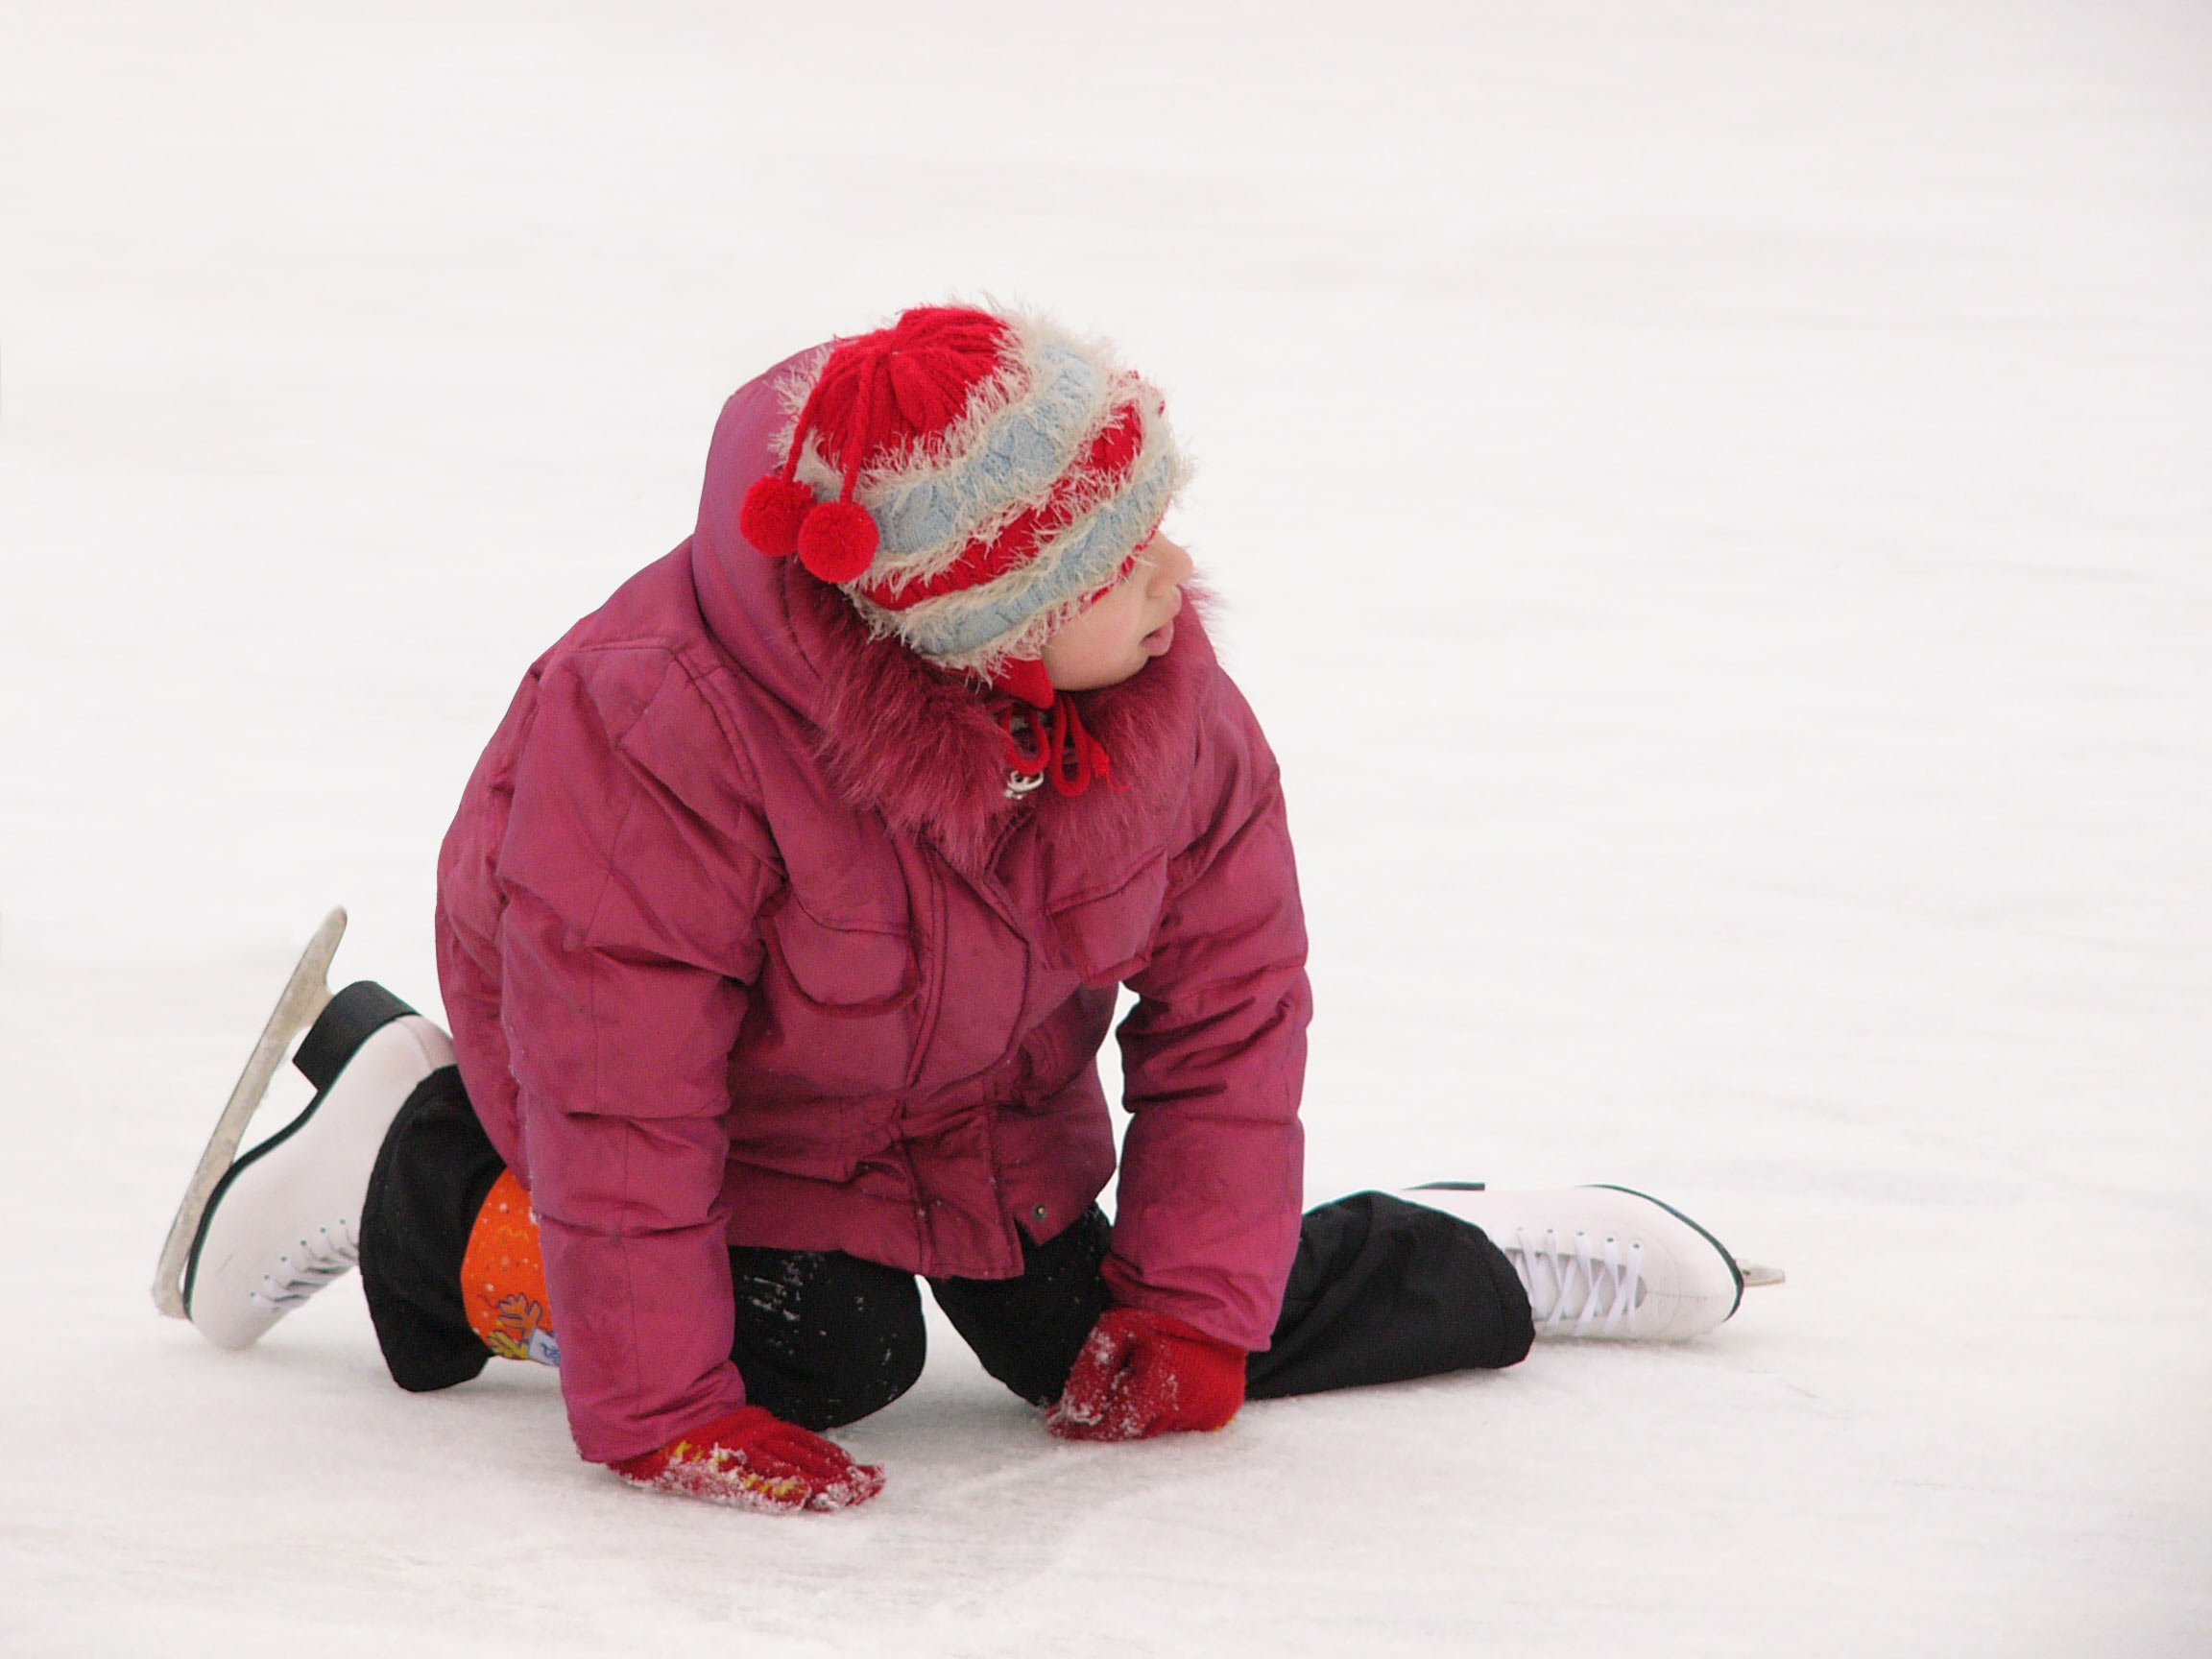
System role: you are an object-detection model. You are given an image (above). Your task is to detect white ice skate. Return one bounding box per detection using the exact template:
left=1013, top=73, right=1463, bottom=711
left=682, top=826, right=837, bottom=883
left=1405, top=1183, right=1782, bottom=1342
left=152, top=910, right=455, bottom=1348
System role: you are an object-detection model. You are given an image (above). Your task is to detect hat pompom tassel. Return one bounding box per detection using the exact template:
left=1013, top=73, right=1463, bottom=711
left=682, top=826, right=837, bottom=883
left=796, top=498, right=879, bottom=584
left=739, top=475, right=817, bottom=559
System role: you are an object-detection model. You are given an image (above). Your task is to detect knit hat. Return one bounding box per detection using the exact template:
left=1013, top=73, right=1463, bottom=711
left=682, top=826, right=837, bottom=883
left=739, top=304, right=1187, bottom=711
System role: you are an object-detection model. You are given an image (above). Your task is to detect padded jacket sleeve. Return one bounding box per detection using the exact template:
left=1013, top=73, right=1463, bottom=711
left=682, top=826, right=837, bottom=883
left=1105, top=672, right=1311, bottom=1351
left=491, top=643, right=778, bottom=1464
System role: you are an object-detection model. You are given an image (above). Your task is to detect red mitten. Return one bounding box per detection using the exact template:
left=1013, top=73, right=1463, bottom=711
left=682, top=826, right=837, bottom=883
left=1046, top=1307, right=1248, bottom=1441
left=611, top=1407, right=885, bottom=1513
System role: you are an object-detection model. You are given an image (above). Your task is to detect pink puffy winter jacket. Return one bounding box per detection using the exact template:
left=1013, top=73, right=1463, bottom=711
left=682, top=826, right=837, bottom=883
left=434, top=354, right=1310, bottom=1463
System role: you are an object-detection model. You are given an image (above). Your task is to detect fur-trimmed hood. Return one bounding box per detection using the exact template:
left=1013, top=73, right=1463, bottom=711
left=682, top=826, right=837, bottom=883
left=688, top=353, right=1214, bottom=874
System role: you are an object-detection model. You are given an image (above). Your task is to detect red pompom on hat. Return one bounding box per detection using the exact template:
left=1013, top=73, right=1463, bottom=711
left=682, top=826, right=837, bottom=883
left=737, top=475, right=814, bottom=560
left=739, top=304, right=1187, bottom=714
left=793, top=498, right=878, bottom=585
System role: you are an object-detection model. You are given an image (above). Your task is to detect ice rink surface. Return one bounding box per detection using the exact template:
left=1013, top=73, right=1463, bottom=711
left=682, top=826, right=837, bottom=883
left=3, top=2, right=2207, bottom=1652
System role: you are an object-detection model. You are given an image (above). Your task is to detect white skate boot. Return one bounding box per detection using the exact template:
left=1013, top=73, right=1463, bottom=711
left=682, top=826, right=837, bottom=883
left=156, top=920, right=455, bottom=1349
left=1405, top=1184, right=1779, bottom=1341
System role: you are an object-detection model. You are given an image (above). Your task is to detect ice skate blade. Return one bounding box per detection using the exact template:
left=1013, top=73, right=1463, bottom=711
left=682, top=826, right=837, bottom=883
left=1737, top=1262, right=1786, bottom=1288
left=150, top=908, right=347, bottom=1319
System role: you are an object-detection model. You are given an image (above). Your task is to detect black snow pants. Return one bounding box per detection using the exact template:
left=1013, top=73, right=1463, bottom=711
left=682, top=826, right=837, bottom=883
left=359, top=1067, right=1535, bottom=1431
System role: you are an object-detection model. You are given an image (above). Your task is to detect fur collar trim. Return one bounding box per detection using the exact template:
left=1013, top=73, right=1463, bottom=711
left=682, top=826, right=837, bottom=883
left=785, top=566, right=1213, bottom=874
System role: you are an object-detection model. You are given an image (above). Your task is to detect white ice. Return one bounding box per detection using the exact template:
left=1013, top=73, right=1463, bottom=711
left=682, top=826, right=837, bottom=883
left=2, top=3, right=2207, bottom=1653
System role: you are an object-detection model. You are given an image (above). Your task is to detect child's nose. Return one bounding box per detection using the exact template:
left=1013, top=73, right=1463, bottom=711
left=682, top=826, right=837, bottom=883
left=1150, top=537, right=1194, bottom=590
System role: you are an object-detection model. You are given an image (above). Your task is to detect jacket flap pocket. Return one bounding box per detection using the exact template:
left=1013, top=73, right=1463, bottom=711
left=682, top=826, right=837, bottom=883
left=1047, top=856, right=1169, bottom=986
left=762, top=892, right=917, bottom=1015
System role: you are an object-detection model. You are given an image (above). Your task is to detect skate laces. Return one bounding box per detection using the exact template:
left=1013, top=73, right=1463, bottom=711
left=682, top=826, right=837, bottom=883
left=251, top=1219, right=360, bottom=1312
left=1504, top=1225, right=1644, bottom=1337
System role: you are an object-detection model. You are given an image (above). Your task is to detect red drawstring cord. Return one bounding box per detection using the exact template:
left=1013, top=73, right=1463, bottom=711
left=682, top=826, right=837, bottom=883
left=998, top=694, right=1127, bottom=797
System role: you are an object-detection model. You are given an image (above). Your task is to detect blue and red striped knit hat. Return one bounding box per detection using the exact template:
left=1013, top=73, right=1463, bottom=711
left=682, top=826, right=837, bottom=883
left=740, top=304, right=1188, bottom=709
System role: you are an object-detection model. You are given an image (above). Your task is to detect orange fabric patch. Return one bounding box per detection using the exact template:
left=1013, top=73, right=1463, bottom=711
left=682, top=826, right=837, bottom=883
left=461, top=1169, right=559, bottom=1367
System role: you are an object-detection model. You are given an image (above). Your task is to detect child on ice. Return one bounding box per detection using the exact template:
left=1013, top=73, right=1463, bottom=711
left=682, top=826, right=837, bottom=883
left=167, top=304, right=1767, bottom=1512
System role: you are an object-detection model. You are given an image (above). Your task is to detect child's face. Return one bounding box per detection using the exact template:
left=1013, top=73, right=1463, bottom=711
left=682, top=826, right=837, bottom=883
left=1042, top=532, right=1195, bottom=692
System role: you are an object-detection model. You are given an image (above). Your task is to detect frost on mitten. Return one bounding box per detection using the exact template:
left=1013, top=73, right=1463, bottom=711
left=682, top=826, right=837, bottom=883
left=611, top=1407, right=885, bottom=1513
left=1046, top=1307, right=1247, bottom=1441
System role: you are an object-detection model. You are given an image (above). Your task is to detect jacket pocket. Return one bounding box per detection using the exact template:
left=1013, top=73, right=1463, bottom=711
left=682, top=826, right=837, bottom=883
left=742, top=889, right=920, bottom=1099
left=1046, top=855, right=1169, bottom=986
left=759, top=889, right=918, bottom=1016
